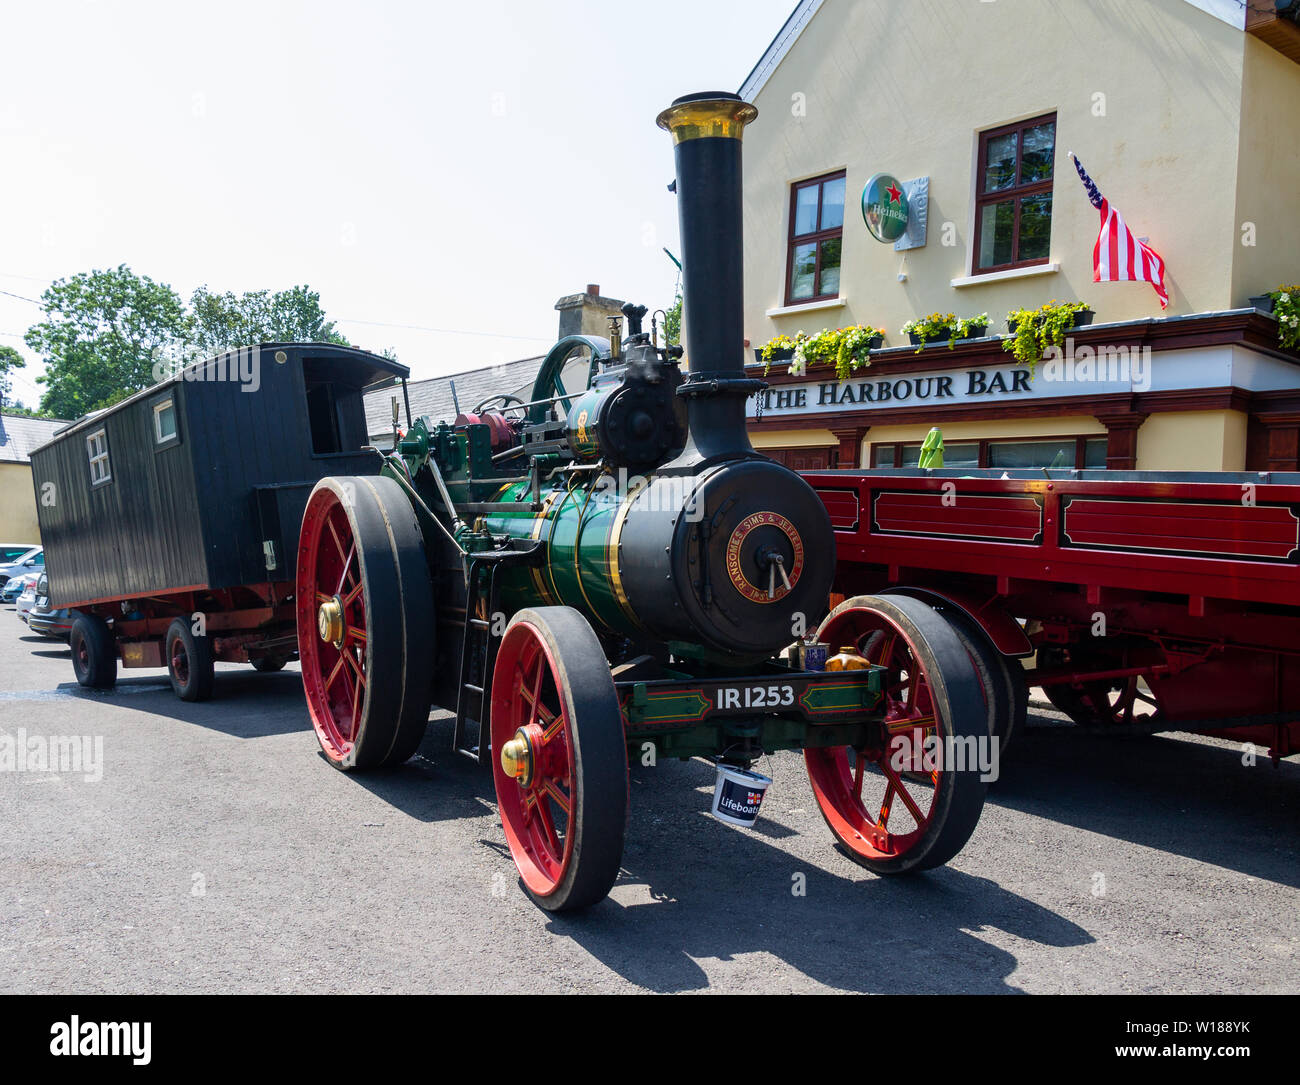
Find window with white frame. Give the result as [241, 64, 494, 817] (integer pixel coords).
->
[153, 398, 178, 444]
[86, 429, 111, 485]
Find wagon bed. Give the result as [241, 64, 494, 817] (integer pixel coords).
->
[803, 467, 1300, 756]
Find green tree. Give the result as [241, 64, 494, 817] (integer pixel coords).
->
[0, 344, 25, 408]
[188, 284, 350, 356]
[663, 292, 682, 347]
[24, 265, 188, 419]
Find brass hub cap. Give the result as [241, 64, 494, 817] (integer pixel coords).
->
[500, 727, 535, 786]
[317, 596, 344, 648]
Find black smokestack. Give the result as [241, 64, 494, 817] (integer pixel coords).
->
[657, 91, 762, 462]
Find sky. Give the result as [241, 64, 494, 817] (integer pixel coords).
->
[0, 0, 795, 408]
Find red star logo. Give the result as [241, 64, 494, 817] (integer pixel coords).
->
[885, 182, 903, 205]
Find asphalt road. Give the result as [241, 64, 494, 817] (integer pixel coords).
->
[1, 608, 1297, 994]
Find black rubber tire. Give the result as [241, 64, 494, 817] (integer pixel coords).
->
[491, 606, 628, 912]
[298, 475, 435, 771]
[940, 608, 1026, 755]
[810, 594, 989, 875]
[166, 617, 215, 702]
[70, 614, 117, 690]
[878, 590, 1025, 753]
[251, 656, 287, 672]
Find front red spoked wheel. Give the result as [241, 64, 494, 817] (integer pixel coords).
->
[491, 607, 626, 911]
[296, 476, 435, 771]
[805, 595, 988, 874]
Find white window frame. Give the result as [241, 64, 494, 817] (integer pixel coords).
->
[86, 429, 111, 486]
[153, 397, 178, 445]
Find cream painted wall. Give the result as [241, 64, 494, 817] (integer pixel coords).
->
[743, 0, 1252, 353]
[0, 463, 41, 544]
[1135, 409, 1247, 470]
[1231, 36, 1300, 304]
[751, 428, 837, 449]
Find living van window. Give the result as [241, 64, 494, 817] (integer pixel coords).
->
[86, 429, 112, 485]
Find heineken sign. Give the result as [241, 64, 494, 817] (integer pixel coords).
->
[862, 172, 909, 243]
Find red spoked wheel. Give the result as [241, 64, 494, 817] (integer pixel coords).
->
[804, 595, 988, 874]
[491, 607, 627, 911]
[296, 476, 435, 771]
[1038, 645, 1166, 728]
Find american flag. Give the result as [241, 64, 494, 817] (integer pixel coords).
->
[1070, 153, 1168, 310]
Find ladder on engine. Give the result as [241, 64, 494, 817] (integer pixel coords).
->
[451, 545, 541, 763]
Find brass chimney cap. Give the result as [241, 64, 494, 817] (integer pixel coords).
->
[657, 92, 757, 144]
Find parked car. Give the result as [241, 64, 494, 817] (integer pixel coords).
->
[27, 574, 73, 640]
[0, 545, 43, 582]
[16, 579, 38, 622]
[3, 571, 42, 604]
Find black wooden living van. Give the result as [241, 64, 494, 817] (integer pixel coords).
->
[28, 343, 407, 701]
[32, 343, 405, 608]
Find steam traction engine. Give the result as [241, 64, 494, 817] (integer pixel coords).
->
[294, 93, 991, 910]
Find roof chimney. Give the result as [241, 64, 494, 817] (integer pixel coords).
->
[555, 285, 625, 340]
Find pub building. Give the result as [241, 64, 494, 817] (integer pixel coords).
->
[735, 0, 1300, 472]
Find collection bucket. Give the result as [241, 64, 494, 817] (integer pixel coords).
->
[710, 764, 773, 828]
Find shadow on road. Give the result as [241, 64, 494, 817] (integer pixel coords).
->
[990, 712, 1300, 888]
[542, 860, 1082, 994]
[342, 723, 1091, 993]
[23, 670, 314, 740]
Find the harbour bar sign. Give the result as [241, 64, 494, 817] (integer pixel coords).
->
[751, 363, 1036, 418]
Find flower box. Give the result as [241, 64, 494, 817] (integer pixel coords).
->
[754, 347, 794, 364]
[908, 329, 950, 347]
[1007, 308, 1094, 334]
[1249, 295, 1275, 315]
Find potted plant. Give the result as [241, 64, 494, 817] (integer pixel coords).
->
[829, 325, 885, 379]
[901, 313, 955, 351]
[955, 313, 991, 341]
[1003, 299, 1093, 375]
[760, 325, 884, 377]
[1264, 286, 1300, 350]
[756, 333, 803, 365]
[901, 313, 989, 352]
[1006, 299, 1093, 334]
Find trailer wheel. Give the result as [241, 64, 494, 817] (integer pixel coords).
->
[297, 476, 435, 771]
[490, 607, 627, 912]
[1037, 645, 1165, 729]
[165, 618, 215, 702]
[70, 614, 117, 690]
[251, 656, 287, 673]
[804, 595, 988, 875]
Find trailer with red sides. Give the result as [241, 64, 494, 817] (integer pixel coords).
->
[802, 468, 1300, 758]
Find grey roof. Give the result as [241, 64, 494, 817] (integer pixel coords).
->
[364, 355, 544, 439]
[0, 413, 73, 464]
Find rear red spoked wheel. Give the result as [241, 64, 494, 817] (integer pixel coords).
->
[804, 595, 988, 874]
[491, 607, 626, 911]
[1038, 645, 1165, 728]
[296, 476, 435, 771]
